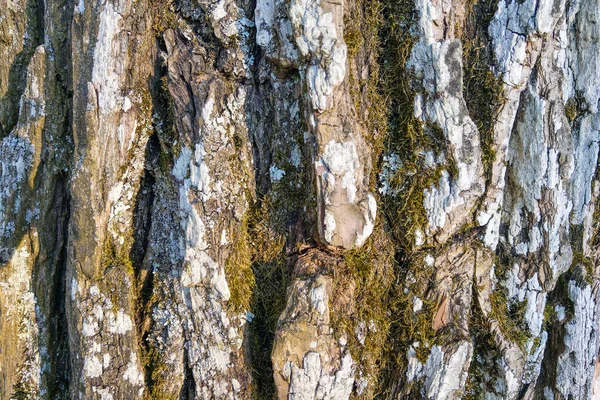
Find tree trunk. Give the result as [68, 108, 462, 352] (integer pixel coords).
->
[1, 0, 599, 399]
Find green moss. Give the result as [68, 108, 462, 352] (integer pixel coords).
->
[339, 1, 447, 394]
[376, 0, 461, 250]
[543, 301, 555, 329]
[493, 244, 514, 280]
[370, 248, 446, 398]
[328, 3, 411, 397]
[569, 222, 585, 254]
[224, 216, 256, 313]
[347, 1, 464, 395]
[486, 248, 532, 350]
[331, 227, 396, 398]
[489, 288, 531, 351]
[242, 195, 290, 399]
[247, 256, 289, 399]
[102, 236, 135, 277]
[565, 97, 579, 122]
[344, 14, 364, 59]
[463, 276, 504, 399]
[141, 347, 178, 400]
[247, 196, 287, 263]
[461, 0, 504, 184]
[346, 0, 388, 175]
[572, 251, 594, 285]
[591, 169, 600, 252]
[151, 1, 178, 36]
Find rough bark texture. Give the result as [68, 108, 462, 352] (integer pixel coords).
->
[1, 0, 600, 399]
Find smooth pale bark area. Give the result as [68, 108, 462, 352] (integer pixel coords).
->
[1, 0, 599, 399]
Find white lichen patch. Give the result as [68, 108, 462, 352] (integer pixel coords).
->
[407, 342, 473, 400]
[316, 140, 376, 248]
[123, 353, 144, 387]
[269, 164, 286, 182]
[289, 0, 347, 111]
[173, 144, 229, 299]
[409, 37, 485, 242]
[413, 297, 424, 313]
[488, 0, 534, 88]
[554, 280, 600, 399]
[571, 114, 600, 226]
[255, 0, 299, 65]
[82, 316, 99, 337]
[504, 83, 574, 282]
[107, 309, 133, 334]
[0, 136, 34, 238]
[288, 351, 355, 400]
[84, 355, 103, 378]
[354, 194, 376, 248]
[93, 387, 114, 400]
[323, 211, 336, 243]
[320, 141, 359, 201]
[310, 283, 327, 315]
[155, 74, 253, 393]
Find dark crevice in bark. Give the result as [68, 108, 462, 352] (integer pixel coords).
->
[464, 271, 503, 399]
[151, 36, 178, 171]
[133, 134, 158, 395]
[138, 45, 175, 395]
[130, 162, 156, 280]
[248, 254, 292, 397]
[39, 172, 72, 399]
[461, 0, 503, 189]
[534, 271, 575, 397]
[247, 88, 273, 195]
[244, 80, 307, 396]
[179, 351, 197, 400]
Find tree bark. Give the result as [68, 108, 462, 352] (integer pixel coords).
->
[1, 0, 599, 399]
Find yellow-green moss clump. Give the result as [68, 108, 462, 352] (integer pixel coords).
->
[224, 216, 256, 313]
[102, 235, 135, 277]
[151, 0, 178, 36]
[489, 289, 531, 351]
[223, 192, 291, 315]
[565, 97, 579, 122]
[337, 0, 449, 395]
[391, 256, 438, 365]
[487, 248, 532, 351]
[377, 0, 458, 250]
[331, 225, 396, 398]
[244, 196, 290, 399]
[345, 0, 388, 174]
[335, 2, 415, 396]
[571, 251, 595, 285]
[461, 0, 504, 184]
[142, 346, 178, 400]
[463, 278, 504, 399]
